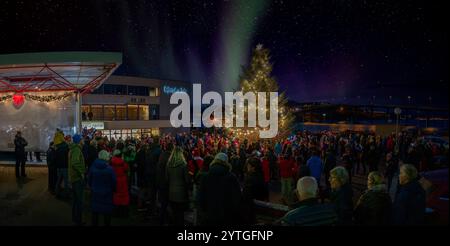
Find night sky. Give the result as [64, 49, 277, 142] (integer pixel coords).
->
[1, 0, 448, 107]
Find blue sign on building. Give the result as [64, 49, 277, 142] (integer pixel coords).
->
[163, 85, 187, 94]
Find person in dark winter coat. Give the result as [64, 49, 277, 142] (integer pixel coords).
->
[156, 143, 173, 225]
[229, 151, 241, 180]
[366, 144, 379, 172]
[46, 141, 57, 194]
[242, 156, 269, 224]
[88, 150, 116, 226]
[54, 131, 70, 197]
[195, 154, 213, 225]
[135, 142, 147, 189]
[268, 149, 278, 181]
[393, 164, 426, 225]
[198, 152, 242, 225]
[329, 166, 354, 225]
[82, 137, 97, 170]
[166, 146, 191, 225]
[384, 152, 399, 192]
[144, 140, 161, 216]
[135, 142, 148, 211]
[354, 171, 392, 225]
[323, 150, 336, 191]
[280, 176, 338, 226]
[341, 146, 355, 184]
[14, 131, 28, 178]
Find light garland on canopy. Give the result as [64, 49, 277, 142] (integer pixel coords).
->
[0, 92, 75, 103]
[0, 94, 12, 103]
[24, 92, 74, 102]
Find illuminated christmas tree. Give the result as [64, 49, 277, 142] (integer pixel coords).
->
[237, 44, 294, 140]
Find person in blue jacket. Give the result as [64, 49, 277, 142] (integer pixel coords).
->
[88, 150, 116, 226]
[307, 148, 323, 185]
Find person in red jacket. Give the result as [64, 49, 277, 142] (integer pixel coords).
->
[261, 152, 271, 185]
[110, 149, 129, 217]
[279, 153, 295, 205]
[188, 149, 204, 177]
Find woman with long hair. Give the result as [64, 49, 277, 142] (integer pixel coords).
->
[166, 146, 191, 225]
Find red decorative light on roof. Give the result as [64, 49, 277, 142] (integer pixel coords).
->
[13, 93, 25, 108]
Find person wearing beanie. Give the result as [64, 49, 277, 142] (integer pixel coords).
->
[198, 151, 242, 225]
[88, 149, 116, 226]
[68, 134, 86, 225]
[53, 131, 64, 146]
[54, 130, 70, 198]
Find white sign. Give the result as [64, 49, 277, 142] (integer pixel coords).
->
[394, 107, 402, 115]
[82, 121, 105, 130]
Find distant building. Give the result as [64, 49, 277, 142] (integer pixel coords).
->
[81, 75, 191, 139]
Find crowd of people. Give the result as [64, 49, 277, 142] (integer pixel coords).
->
[15, 126, 447, 226]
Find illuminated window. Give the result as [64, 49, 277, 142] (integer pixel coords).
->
[142, 129, 151, 138]
[138, 105, 149, 120]
[116, 105, 127, 120]
[151, 128, 160, 136]
[81, 106, 90, 120]
[128, 105, 138, 120]
[90, 105, 103, 120]
[102, 130, 112, 140]
[150, 104, 159, 119]
[122, 129, 132, 140]
[111, 130, 122, 140]
[132, 129, 140, 139]
[149, 87, 160, 97]
[104, 105, 115, 120]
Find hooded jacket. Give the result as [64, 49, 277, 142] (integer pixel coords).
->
[68, 143, 85, 183]
[198, 158, 242, 225]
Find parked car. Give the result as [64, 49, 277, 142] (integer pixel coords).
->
[420, 136, 449, 150]
[420, 168, 448, 225]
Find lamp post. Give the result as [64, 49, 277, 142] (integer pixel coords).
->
[394, 107, 401, 153]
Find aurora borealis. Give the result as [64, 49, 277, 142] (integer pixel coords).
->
[1, 0, 448, 106]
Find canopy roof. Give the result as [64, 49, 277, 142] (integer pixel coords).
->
[0, 52, 121, 94]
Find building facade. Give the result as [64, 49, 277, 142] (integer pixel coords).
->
[81, 75, 191, 140]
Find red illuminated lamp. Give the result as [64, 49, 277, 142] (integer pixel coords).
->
[13, 94, 25, 108]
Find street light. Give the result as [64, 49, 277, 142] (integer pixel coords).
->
[394, 107, 402, 153]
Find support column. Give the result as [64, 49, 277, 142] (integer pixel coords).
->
[75, 91, 82, 134]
